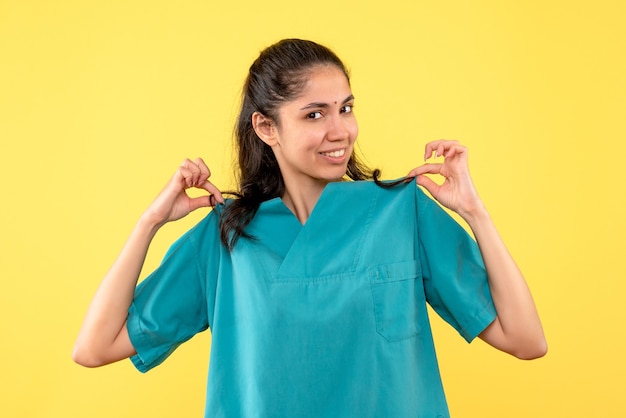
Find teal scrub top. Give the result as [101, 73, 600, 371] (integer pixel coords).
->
[127, 180, 496, 418]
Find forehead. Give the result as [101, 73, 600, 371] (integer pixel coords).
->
[293, 65, 352, 102]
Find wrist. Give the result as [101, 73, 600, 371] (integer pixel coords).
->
[459, 200, 490, 227]
[137, 211, 166, 236]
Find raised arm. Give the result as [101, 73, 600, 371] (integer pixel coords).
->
[72, 158, 223, 367]
[407, 140, 547, 360]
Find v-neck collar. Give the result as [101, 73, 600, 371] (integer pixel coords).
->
[244, 181, 380, 281]
[264, 180, 340, 227]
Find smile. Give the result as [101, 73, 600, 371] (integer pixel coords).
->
[320, 149, 346, 158]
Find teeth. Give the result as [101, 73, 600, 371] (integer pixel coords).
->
[321, 149, 345, 158]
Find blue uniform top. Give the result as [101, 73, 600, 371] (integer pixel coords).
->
[127, 180, 496, 418]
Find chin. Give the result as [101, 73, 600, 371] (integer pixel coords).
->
[327, 168, 350, 182]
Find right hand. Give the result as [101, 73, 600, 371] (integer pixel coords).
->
[143, 158, 224, 227]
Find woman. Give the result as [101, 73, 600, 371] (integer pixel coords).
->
[73, 39, 546, 417]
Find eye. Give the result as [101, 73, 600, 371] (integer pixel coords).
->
[341, 104, 353, 114]
[306, 111, 323, 120]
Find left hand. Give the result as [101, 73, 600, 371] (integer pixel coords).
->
[406, 140, 483, 219]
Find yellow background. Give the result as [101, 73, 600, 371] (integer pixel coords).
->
[1, 0, 625, 416]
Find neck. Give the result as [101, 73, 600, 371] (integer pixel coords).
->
[281, 178, 329, 225]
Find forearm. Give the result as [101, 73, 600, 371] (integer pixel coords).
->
[462, 205, 547, 359]
[410, 140, 546, 358]
[73, 215, 161, 366]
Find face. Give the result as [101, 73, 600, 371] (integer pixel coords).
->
[264, 65, 358, 191]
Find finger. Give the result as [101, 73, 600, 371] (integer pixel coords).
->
[179, 159, 194, 187]
[443, 143, 467, 159]
[423, 139, 460, 160]
[424, 141, 446, 160]
[194, 157, 211, 185]
[178, 165, 195, 188]
[415, 175, 441, 198]
[181, 158, 204, 186]
[436, 140, 461, 157]
[436, 143, 445, 158]
[180, 158, 193, 171]
[187, 195, 213, 212]
[423, 142, 437, 161]
[406, 163, 443, 178]
[189, 163, 202, 186]
[200, 180, 225, 204]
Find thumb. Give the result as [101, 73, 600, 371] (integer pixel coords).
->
[415, 175, 440, 198]
[187, 195, 214, 212]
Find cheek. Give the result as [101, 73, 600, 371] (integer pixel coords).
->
[350, 121, 359, 141]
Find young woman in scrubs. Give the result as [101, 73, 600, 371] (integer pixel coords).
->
[73, 39, 547, 417]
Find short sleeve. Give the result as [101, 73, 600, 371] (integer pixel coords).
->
[416, 187, 497, 342]
[127, 213, 219, 373]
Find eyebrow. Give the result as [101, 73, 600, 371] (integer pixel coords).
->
[299, 94, 355, 110]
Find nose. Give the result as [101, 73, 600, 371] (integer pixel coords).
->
[326, 115, 351, 142]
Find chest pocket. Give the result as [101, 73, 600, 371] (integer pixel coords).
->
[369, 260, 425, 342]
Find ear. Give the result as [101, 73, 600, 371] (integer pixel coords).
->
[252, 112, 277, 146]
